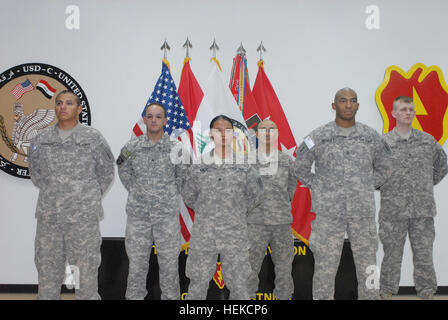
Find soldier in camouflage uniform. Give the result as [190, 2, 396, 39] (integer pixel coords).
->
[29, 90, 115, 300]
[247, 120, 296, 300]
[117, 103, 188, 300]
[182, 115, 263, 300]
[379, 96, 447, 300]
[294, 88, 392, 300]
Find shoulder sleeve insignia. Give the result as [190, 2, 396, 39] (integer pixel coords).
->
[116, 147, 131, 166]
[99, 143, 114, 162]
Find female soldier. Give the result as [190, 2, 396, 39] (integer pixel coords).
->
[247, 119, 296, 300]
[182, 115, 263, 300]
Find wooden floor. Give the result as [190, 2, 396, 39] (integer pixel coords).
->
[0, 293, 76, 300]
[0, 293, 447, 300]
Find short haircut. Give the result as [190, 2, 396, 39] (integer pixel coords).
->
[209, 114, 234, 129]
[256, 119, 277, 131]
[55, 89, 81, 106]
[392, 96, 413, 110]
[334, 87, 357, 102]
[144, 102, 166, 117]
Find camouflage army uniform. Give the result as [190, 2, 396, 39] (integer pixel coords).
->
[117, 134, 188, 300]
[181, 151, 264, 300]
[379, 128, 447, 298]
[247, 151, 297, 300]
[28, 123, 115, 300]
[294, 121, 392, 300]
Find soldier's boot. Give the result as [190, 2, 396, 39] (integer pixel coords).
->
[380, 292, 393, 300]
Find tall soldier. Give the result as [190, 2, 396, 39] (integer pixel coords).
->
[182, 115, 264, 300]
[247, 119, 296, 300]
[379, 96, 447, 300]
[29, 90, 115, 300]
[117, 103, 188, 300]
[294, 87, 392, 300]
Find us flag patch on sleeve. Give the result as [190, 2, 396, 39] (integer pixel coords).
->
[304, 136, 315, 149]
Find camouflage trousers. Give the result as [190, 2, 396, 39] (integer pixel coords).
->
[185, 245, 252, 300]
[379, 217, 437, 298]
[247, 224, 294, 300]
[34, 216, 102, 300]
[309, 215, 379, 300]
[125, 214, 181, 300]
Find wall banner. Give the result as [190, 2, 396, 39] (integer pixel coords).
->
[0, 63, 91, 178]
[376, 63, 448, 145]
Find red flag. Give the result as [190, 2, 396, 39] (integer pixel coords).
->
[252, 60, 315, 244]
[177, 57, 204, 250]
[229, 53, 269, 130]
[178, 57, 204, 151]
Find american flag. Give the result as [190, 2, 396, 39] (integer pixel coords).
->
[133, 60, 191, 137]
[11, 79, 34, 100]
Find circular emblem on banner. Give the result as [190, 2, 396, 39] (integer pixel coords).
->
[0, 63, 91, 179]
[230, 118, 256, 155]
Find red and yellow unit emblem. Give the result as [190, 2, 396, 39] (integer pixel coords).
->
[376, 63, 448, 145]
[213, 262, 225, 289]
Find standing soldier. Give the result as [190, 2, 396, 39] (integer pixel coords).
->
[294, 87, 392, 300]
[379, 96, 447, 300]
[247, 119, 296, 300]
[117, 103, 188, 300]
[28, 90, 115, 300]
[182, 115, 264, 300]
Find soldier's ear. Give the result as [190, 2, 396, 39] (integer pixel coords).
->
[391, 109, 397, 120]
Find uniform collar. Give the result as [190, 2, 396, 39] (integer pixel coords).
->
[142, 133, 170, 148]
[391, 127, 417, 141]
[331, 121, 359, 137]
[49, 122, 84, 143]
[257, 149, 279, 162]
[207, 149, 243, 167]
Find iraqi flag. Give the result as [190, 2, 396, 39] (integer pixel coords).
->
[177, 57, 204, 248]
[36, 80, 57, 99]
[192, 58, 248, 156]
[36, 80, 56, 99]
[252, 60, 316, 245]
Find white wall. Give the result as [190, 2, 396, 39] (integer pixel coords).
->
[1, 0, 447, 286]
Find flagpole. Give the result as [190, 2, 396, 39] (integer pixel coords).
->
[183, 37, 192, 59]
[257, 41, 266, 67]
[236, 42, 246, 56]
[209, 38, 222, 71]
[182, 38, 193, 73]
[210, 38, 219, 58]
[161, 39, 171, 72]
